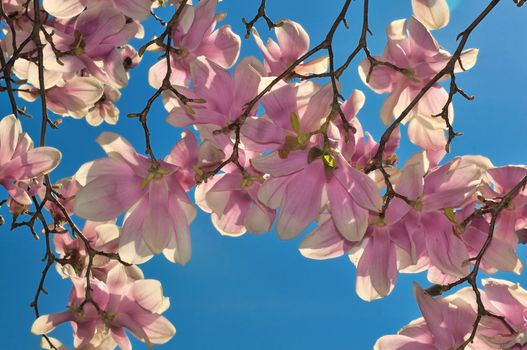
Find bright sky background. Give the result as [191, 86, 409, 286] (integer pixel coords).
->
[0, 0, 526, 349]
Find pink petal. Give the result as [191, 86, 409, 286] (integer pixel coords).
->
[412, 0, 450, 30]
[295, 56, 330, 75]
[110, 327, 132, 350]
[130, 280, 169, 313]
[251, 150, 307, 177]
[327, 178, 369, 242]
[395, 152, 428, 200]
[182, 0, 217, 52]
[113, 0, 151, 20]
[334, 161, 383, 212]
[0, 114, 21, 165]
[299, 217, 351, 260]
[163, 184, 195, 265]
[407, 17, 440, 53]
[414, 284, 475, 348]
[358, 59, 395, 94]
[407, 117, 447, 151]
[233, 57, 263, 109]
[96, 132, 146, 170]
[141, 181, 173, 255]
[119, 199, 155, 264]
[375, 335, 435, 350]
[241, 117, 285, 147]
[244, 202, 275, 234]
[43, 0, 84, 18]
[198, 25, 241, 68]
[455, 49, 479, 73]
[356, 228, 398, 301]
[299, 83, 333, 132]
[190, 57, 234, 115]
[74, 170, 143, 221]
[0, 147, 61, 180]
[423, 214, 470, 278]
[276, 162, 325, 239]
[31, 312, 73, 335]
[275, 19, 310, 61]
[165, 131, 198, 191]
[257, 175, 293, 209]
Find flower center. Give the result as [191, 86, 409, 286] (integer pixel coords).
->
[141, 164, 171, 188]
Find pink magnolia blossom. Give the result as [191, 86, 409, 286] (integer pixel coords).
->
[32, 266, 176, 349]
[148, 0, 241, 87]
[477, 278, 527, 348]
[300, 212, 412, 301]
[359, 17, 478, 151]
[51, 3, 141, 88]
[5, 178, 43, 215]
[480, 166, 527, 246]
[38, 177, 81, 229]
[376, 279, 527, 349]
[245, 82, 382, 239]
[412, 0, 450, 30]
[73, 132, 197, 265]
[43, 0, 152, 20]
[375, 284, 478, 349]
[19, 76, 104, 119]
[459, 215, 524, 276]
[252, 19, 329, 77]
[195, 167, 275, 236]
[53, 220, 143, 281]
[387, 153, 491, 283]
[86, 85, 121, 126]
[0, 115, 61, 206]
[165, 56, 265, 130]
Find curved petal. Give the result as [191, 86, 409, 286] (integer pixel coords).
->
[299, 218, 351, 260]
[198, 25, 241, 68]
[334, 161, 383, 212]
[32, 312, 73, 335]
[251, 150, 307, 177]
[375, 334, 434, 350]
[276, 162, 325, 239]
[0, 115, 21, 165]
[74, 173, 143, 221]
[412, 0, 450, 30]
[356, 229, 398, 301]
[0, 147, 61, 180]
[328, 178, 368, 242]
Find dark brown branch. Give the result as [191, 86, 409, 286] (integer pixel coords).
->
[199, 0, 357, 182]
[367, 0, 502, 173]
[241, 0, 279, 39]
[425, 175, 527, 349]
[130, 3, 198, 162]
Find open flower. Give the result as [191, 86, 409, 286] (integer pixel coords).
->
[32, 266, 175, 349]
[148, 0, 241, 87]
[245, 82, 382, 239]
[252, 19, 329, 77]
[0, 115, 61, 206]
[359, 17, 478, 151]
[375, 284, 478, 349]
[73, 132, 197, 265]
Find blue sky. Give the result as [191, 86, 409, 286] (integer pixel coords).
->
[0, 0, 526, 349]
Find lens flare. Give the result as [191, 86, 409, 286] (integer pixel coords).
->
[447, 0, 461, 11]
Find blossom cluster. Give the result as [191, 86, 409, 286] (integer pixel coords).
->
[376, 279, 527, 349]
[0, 0, 526, 349]
[2, 0, 145, 125]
